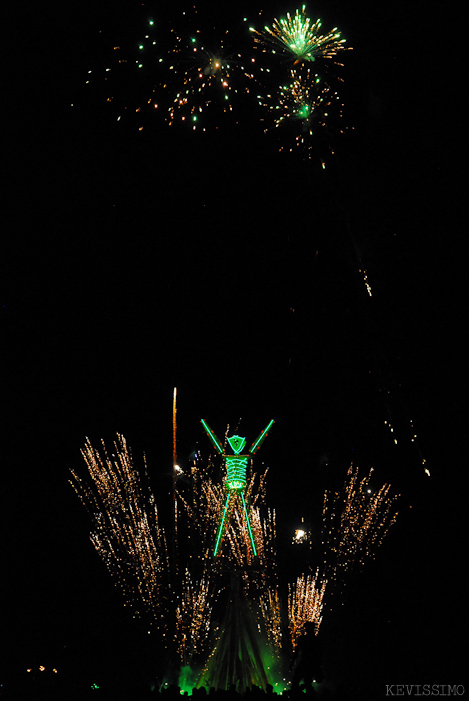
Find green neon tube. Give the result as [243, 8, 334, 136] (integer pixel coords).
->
[201, 419, 224, 454]
[249, 419, 275, 454]
[213, 494, 231, 556]
[241, 492, 257, 557]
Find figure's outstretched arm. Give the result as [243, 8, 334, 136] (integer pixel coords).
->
[200, 419, 224, 454]
[249, 419, 275, 455]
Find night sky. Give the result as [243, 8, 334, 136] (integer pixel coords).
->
[2, 0, 464, 697]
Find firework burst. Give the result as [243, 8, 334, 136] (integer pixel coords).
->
[259, 67, 344, 160]
[166, 13, 256, 130]
[250, 6, 347, 66]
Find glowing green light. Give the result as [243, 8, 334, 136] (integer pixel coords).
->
[297, 103, 311, 119]
[213, 495, 231, 556]
[227, 435, 246, 454]
[139, 45, 144, 50]
[149, 20, 154, 25]
[241, 492, 257, 556]
[227, 479, 244, 490]
[202, 418, 274, 558]
[225, 455, 248, 489]
[249, 419, 275, 454]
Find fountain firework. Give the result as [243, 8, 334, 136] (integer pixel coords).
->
[71, 430, 399, 691]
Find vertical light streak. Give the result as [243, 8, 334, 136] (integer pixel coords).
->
[173, 387, 177, 468]
[172, 388, 179, 580]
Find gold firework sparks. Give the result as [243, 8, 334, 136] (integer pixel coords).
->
[70, 434, 170, 630]
[176, 569, 213, 664]
[322, 464, 399, 585]
[288, 570, 327, 649]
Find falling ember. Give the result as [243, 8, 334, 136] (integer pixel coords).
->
[359, 268, 372, 297]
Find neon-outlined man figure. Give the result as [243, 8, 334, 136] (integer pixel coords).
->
[201, 419, 274, 557]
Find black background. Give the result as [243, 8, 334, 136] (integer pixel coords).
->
[2, 0, 464, 696]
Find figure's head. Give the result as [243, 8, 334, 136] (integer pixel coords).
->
[227, 435, 246, 454]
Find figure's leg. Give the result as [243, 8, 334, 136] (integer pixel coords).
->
[214, 492, 232, 556]
[240, 491, 257, 557]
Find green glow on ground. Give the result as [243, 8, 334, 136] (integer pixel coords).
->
[178, 665, 200, 694]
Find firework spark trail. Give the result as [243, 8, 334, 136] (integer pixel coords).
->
[173, 388, 177, 467]
[250, 6, 347, 66]
[359, 269, 373, 297]
[288, 570, 327, 649]
[322, 465, 399, 586]
[70, 435, 170, 629]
